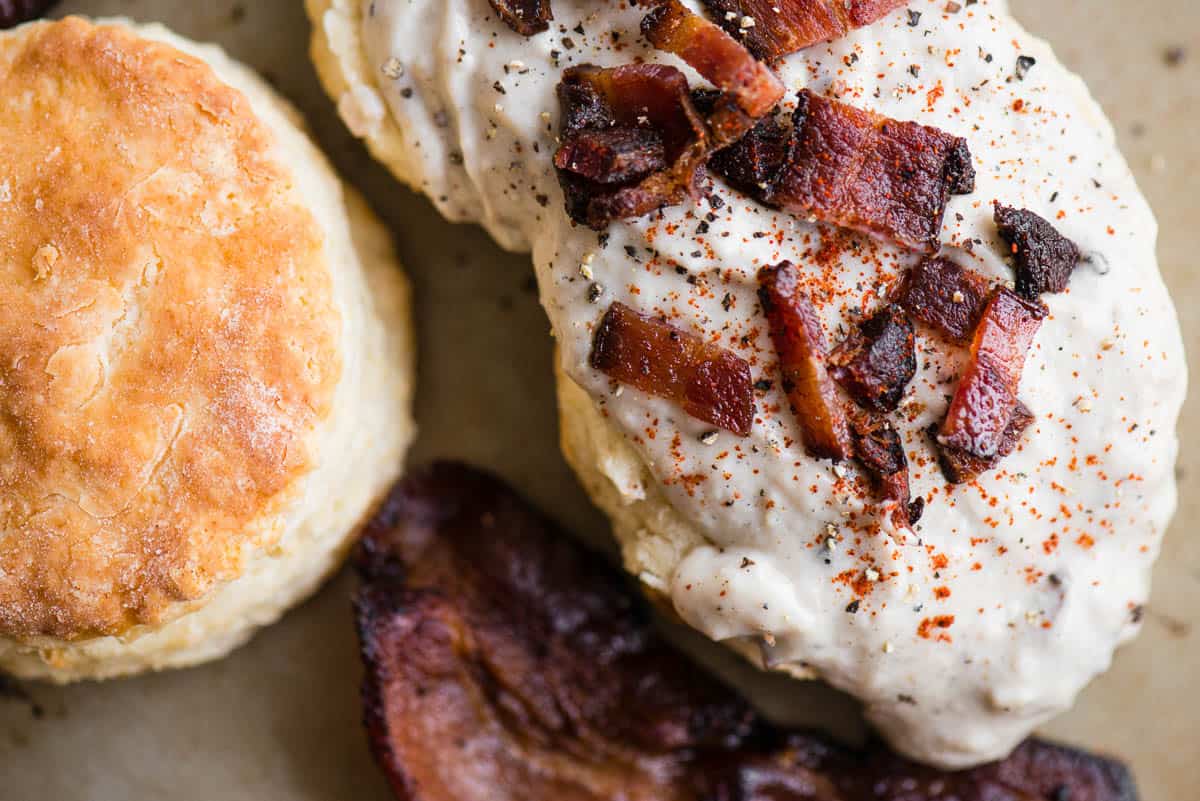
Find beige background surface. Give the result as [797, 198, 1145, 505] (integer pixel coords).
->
[0, 1, 1195, 798]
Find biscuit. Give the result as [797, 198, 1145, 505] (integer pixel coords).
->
[0, 17, 416, 680]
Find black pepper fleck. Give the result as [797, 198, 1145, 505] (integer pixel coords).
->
[1013, 55, 1036, 81]
[845, 600, 861, 614]
[907, 9, 922, 26]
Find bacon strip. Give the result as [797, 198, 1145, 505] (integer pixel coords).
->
[829, 305, 916, 412]
[939, 288, 1046, 460]
[850, 412, 923, 530]
[591, 302, 755, 436]
[896, 256, 992, 343]
[699, 0, 908, 61]
[555, 64, 710, 229]
[994, 204, 1082, 300]
[488, 0, 552, 35]
[641, 0, 785, 146]
[763, 90, 975, 252]
[934, 401, 1035, 484]
[356, 462, 1142, 801]
[758, 261, 854, 460]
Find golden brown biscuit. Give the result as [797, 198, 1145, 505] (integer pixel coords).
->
[0, 17, 416, 680]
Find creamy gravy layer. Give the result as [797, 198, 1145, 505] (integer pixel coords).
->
[344, 0, 1185, 767]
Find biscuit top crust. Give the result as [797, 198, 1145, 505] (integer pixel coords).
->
[0, 17, 341, 640]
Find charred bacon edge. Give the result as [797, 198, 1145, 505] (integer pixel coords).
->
[994, 203, 1083, 300]
[828, 305, 917, 413]
[896, 256, 993, 344]
[849, 411, 922, 531]
[487, 0, 552, 36]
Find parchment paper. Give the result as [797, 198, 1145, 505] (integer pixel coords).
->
[1, 1, 1195, 798]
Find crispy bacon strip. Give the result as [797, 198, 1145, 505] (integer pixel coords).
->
[939, 288, 1046, 460]
[555, 64, 710, 229]
[591, 302, 755, 436]
[850, 412, 923, 530]
[934, 401, 1035, 484]
[896, 256, 992, 343]
[829, 305, 916, 412]
[356, 462, 1142, 801]
[641, 0, 785, 146]
[699, 0, 908, 61]
[766, 90, 975, 252]
[488, 0, 552, 35]
[994, 204, 1082, 300]
[758, 261, 853, 460]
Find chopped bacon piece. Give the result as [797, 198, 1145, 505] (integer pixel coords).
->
[641, 0, 785, 146]
[591, 302, 754, 436]
[994, 204, 1082, 300]
[708, 110, 790, 195]
[939, 289, 1046, 459]
[555, 64, 710, 229]
[896, 256, 993, 343]
[934, 401, 1035, 483]
[554, 127, 667, 184]
[761, 90, 976, 252]
[487, 0, 551, 35]
[699, 0, 907, 61]
[829, 305, 916, 412]
[356, 462, 1142, 801]
[758, 261, 854, 460]
[850, 412, 923, 530]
